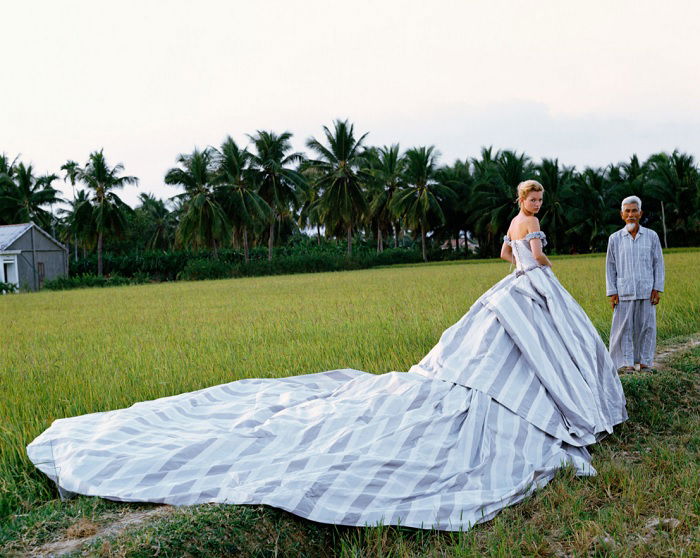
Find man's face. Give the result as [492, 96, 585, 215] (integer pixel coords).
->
[620, 203, 642, 228]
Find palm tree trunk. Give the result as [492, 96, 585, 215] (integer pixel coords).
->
[316, 224, 321, 246]
[212, 238, 218, 258]
[347, 223, 353, 256]
[661, 201, 668, 249]
[97, 231, 104, 276]
[393, 222, 399, 248]
[243, 228, 249, 263]
[268, 218, 275, 261]
[74, 234, 78, 261]
[377, 225, 383, 253]
[421, 225, 427, 262]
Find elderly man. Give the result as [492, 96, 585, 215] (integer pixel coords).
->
[606, 196, 665, 372]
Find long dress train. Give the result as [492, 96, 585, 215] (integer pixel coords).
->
[27, 232, 627, 531]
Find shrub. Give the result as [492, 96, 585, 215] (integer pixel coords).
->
[0, 281, 17, 294]
[43, 274, 148, 291]
[60, 242, 465, 290]
[178, 259, 235, 281]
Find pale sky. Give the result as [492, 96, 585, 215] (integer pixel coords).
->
[2, 0, 699, 206]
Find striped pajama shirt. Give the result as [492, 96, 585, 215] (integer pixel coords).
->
[605, 226, 665, 368]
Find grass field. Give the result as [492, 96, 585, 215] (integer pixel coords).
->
[1, 250, 699, 556]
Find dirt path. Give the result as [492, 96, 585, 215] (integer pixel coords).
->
[24, 335, 700, 557]
[653, 334, 700, 368]
[26, 506, 175, 558]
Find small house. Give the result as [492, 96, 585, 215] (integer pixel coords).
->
[0, 223, 68, 291]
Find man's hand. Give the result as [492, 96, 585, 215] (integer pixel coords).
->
[609, 294, 619, 310]
[650, 290, 661, 305]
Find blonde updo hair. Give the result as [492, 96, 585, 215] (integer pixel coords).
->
[516, 180, 544, 206]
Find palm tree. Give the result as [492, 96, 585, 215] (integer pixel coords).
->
[165, 147, 228, 255]
[564, 167, 617, 252]
[248, 130, 305, 260]
[76, 150, 138, 276]
[366, 144, 406, 251]
[434, 158, 473, 253]
[619, 154, 647, 196]
[495, 149, 530, 184]
[606, 154, 649, 216]
[60, 160, 80, 194]
[391, 146, 454, 262]
[465, 148, 499, 256]
[0, 153, 18, 175]
[0, 162, 61, 228]
[213, 137, 270, 263]
[0, 153, 20, 224]
[306, 119, 369, 256]
[59, 189, 95, 259]
[646, 150, 700, 246]
[297, 165, 325, 245]
[535, 158, 575, 254]
[61, 160, 81, 260]
[137, 193, 177, 250]
[470, 149, 533, 256]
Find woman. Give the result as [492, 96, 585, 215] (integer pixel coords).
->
[500, 179, 552, 270]
[28, 180, 626, 531]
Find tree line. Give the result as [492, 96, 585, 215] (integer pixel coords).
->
[2, 119, 699, 276]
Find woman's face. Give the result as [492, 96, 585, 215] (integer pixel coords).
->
[522, 191, 543, 215]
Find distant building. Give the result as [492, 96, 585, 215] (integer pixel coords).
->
[440, 236, 479, 252]
[0, 223, 68, 292]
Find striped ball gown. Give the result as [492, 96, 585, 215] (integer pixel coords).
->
[27, 232, 627, 531]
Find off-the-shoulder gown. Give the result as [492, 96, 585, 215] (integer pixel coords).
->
[27, 232, 627, 531]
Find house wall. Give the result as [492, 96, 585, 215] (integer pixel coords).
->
[9, 227, 67, 290]
[17, 252, 37, 291]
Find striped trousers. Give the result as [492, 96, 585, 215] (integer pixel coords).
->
[609, 299, 656, 368]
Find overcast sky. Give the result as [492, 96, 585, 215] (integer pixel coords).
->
[2, 0, 699, 206]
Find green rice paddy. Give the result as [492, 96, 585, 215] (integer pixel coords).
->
[1, 250, 699, 555]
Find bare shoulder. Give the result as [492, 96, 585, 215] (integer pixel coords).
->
[506, 216, 519, 237]
[525, 215, 541, 233]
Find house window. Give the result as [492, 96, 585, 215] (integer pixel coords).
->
[38, 262, 46, 287]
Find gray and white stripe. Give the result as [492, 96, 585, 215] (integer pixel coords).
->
[605, 226, 664, 300]
[609, 298, 657, 368]
[28, 233, 627, 531]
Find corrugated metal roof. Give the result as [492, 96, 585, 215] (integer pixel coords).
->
[0, 223, 32, 251]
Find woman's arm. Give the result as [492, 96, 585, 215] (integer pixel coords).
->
[500, 241, 514, 264]
[530, 239, 552, 267]
[527, 218, 552, 267]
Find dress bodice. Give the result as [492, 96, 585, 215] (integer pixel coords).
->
[503, 231, 547, 272]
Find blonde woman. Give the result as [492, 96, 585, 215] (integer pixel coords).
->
[500, 180, 552, 269]
[28, 180, 627, 533]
